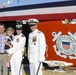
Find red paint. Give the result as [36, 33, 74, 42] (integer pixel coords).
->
[0, 13, 76, 21]
[38, 20, 76, 66]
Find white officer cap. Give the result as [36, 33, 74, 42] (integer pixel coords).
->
[28, 18, 39, 26]
[16, 24, 22, 30]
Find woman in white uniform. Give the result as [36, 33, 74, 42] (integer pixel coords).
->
[6, 24, 26, 75]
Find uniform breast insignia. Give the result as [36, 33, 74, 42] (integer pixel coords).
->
[16, 38, 19, 42]
[32, 36, 37, 45]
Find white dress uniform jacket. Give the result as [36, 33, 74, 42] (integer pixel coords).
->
[28, 29, 46, 75]
[6, 33, 26, 75]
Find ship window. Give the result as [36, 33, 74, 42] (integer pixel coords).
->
[62, 19, 76, 24]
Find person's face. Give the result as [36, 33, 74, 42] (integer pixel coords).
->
[30, 25, 37, 32]
[6, 31, 13, 36]
[16, 30, 22, 35]
[0, 25, 5, 34]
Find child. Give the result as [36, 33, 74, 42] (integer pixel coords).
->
[4, 27, 14, 67]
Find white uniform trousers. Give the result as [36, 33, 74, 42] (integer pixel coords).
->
[10, 55, 22, 75]
[29, 62, 43, 75]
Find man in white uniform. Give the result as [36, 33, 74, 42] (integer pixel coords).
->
[27, 18, 46, 75]
[6, 24, 26, 75]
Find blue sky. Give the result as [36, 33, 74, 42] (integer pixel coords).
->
[0, 0, 69, 8]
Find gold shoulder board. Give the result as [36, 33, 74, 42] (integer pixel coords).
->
[37, 30, 41, 34]
[21, 35, 24, 37]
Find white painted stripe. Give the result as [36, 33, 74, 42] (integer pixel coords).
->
[0, 6, 76, 17]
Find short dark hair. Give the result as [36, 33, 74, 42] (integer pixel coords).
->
[0, 23, 5, 27]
